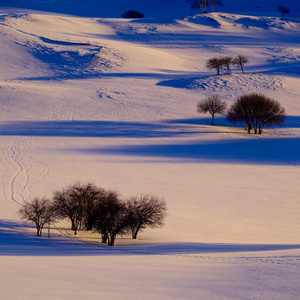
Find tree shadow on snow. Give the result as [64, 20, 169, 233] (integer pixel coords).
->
[1, 116, 299, 138]
[1, 220, 300, 256]
[167, 116, 300, 128]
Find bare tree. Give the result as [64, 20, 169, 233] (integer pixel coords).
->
[126, 194, 167, 239]
[222, 56, 233, 74]
[233, 55, 249, 73]
[206, 57, 224, 75]
[227, 93, 286, 134]
[186, 0, 222, 13]
[19, 197, 56, 237]
[92, 190, 121, 244]
[197, 95, 227, 125]
[52, 182, 86, 235]
[78, 183, 105, 231]
[93, 192, 129, 246]
[278, 5, 290, 19]
[186, 0, 208, 13]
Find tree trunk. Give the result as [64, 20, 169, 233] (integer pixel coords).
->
[131, 228, 136, 239]
[108, 234, 116, 246]
[132, 225, 141, 239]
[71, 219, 78, 235]
[254, 124, 258, 134]
[211, 114, 214, 125]
[71, 219, 76, 231]
[101, 234, 108, 244]
[86, 222, 93, 231]
[203, 0, 207, 13]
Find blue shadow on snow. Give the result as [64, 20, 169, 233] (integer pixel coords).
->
[1, 220, 300, 256]
[0, 118, 299, 165]
[74, 136, 300, 165]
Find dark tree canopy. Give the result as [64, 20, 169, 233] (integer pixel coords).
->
[233, 55, 249, 73]
[122, 10, 144, 18]
[206, 57, 224, 75]
[77, 183, 105, 231]
[19, 197, 55, 236]
[53, 182, 109, 235]
[126, 194, 167, 239]
[93, 191, 129, 246]
[186, 0, 208, 13]
[227, 93, 286, 134]
[222, 56, 233, 74]
[197, 95, 227, 125]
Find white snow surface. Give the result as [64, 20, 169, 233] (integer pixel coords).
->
[0, 1, 300, 299]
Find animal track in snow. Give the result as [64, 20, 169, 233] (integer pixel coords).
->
[1, 137, 49, 206]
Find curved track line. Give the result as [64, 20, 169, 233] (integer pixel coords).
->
[1, 137, 50, 206]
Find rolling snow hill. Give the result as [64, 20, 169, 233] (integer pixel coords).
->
[0, 0, 300, 299]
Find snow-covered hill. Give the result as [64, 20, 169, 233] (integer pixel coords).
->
[0, 1, 300, 299]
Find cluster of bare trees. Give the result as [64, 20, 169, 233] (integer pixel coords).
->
[197, 93, 286, 133]
[206, 55, 249, 75]
[186, 0, 223, 13]
[19, 182, 167, 246]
